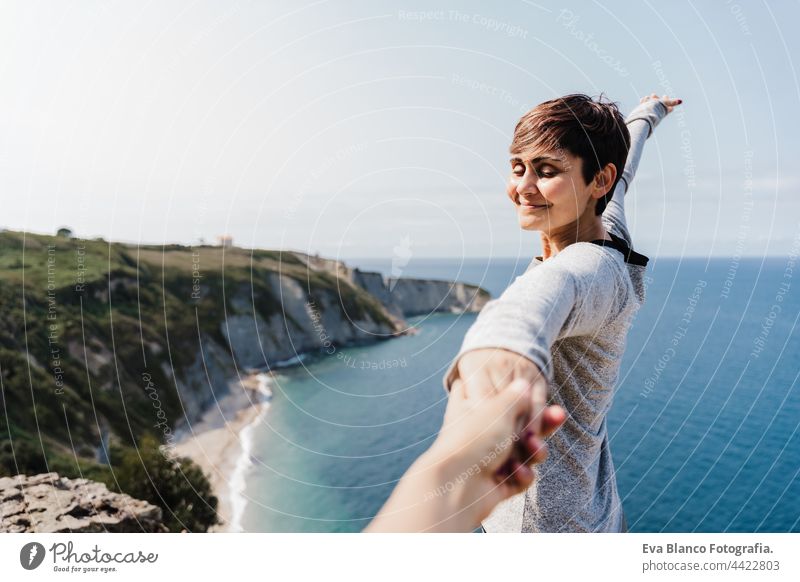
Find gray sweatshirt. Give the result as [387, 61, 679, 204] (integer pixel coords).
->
[443, 99, 669, 532]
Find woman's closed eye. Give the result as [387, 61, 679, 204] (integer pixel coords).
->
[511, 162, 560, 178]
[535, 166, 559, 178]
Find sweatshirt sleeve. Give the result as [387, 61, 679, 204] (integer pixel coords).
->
[442, 247, 625, 393]
[602, 99, 668, 245]
[442, 263, 576, 392]
[620, 99, 668, 191]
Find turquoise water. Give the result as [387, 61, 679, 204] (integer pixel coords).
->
[241, 258, 800, 532]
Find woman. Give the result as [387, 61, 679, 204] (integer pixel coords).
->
[442, 93, 682, 532]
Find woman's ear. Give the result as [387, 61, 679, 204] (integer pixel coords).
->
[593, 163, 618, 199]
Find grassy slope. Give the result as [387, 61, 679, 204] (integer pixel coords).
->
[0, 230, 393, 481]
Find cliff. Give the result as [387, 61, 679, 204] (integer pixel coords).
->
[384, 277, 490, 317]
[0, 231, 489, 484]
[293, 252, 490, 320]
[0, 473, 166, 532]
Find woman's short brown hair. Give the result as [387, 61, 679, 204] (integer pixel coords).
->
[511, 93, 630, 215]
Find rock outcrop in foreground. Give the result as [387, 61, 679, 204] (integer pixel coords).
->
[0, 230, 492, 516]
[0, 473, 166, 533]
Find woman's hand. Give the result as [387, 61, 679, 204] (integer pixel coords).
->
[640, 92, 682, 114]
[433, 378, 566, 521]
[365, 378, 565, 532]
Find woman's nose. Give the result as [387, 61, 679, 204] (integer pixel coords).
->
[516, 171, 539, 196]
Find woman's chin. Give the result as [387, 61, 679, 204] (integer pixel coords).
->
[517, 217, 541, 231]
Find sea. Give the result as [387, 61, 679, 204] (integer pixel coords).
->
[236, 257, 800, 533]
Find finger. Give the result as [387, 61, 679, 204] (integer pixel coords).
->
[512, 378, 547, 438]
[497, 458, 513, 477]
[518, 431, 546, 464]
[540, 405, 567, 437]
[524, 435, 549, 464]
[487, 381, 534, 465]
[506, 460, 535, 493]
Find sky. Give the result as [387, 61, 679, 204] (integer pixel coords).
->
[1, 0, 799, 260]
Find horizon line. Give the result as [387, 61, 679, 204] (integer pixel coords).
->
[2, 228, 794, 261]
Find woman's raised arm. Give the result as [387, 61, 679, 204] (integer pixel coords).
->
[602, 94, 682, 245]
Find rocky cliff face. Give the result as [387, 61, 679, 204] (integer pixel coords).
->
[0, 473, 166, 532]
[178, 257, 490, 425]
[0, 231, 490, 481]
[383, 277, 490, 317]
[128, 252, 491, 431]
[292, 252, 490, 320]
[221, 271, 402, 370]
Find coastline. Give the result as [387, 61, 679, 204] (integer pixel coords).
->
[173, 371, 272, 532]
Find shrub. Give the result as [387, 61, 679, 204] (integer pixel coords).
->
[108, 435, 219, 532]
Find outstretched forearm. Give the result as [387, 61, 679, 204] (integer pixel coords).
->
[620, 99, 669, 192]
[602, 95, 678, 244]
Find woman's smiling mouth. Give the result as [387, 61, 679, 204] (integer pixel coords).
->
[518, 201, 551, 210]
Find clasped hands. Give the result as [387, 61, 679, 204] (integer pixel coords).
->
[366, 348, 565, 532]
[436, 348, 565, 518]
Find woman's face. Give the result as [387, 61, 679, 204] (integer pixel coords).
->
[506, 149, 597, 232]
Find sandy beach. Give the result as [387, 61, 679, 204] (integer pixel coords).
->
[173, 372, 272, 532]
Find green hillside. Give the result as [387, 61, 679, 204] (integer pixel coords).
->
[0, 229, 394, 531]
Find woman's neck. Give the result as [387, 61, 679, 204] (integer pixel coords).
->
[539, 215, 609, 260]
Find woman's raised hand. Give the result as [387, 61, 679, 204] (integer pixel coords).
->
[641, 92, 683, 114]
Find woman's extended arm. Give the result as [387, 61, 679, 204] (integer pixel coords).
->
[603, 94, 682, 244]
[441, 243, 617, 399]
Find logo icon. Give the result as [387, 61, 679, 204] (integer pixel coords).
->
[20, 542, 46, 570]
[389, 235, 413, 292]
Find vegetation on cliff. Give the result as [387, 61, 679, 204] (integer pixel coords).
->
[0, 229, 398, 531]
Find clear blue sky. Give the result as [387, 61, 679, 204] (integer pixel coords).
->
[1, 0, 798, 259]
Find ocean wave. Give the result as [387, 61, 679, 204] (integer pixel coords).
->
[228, 373, 272, 533]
